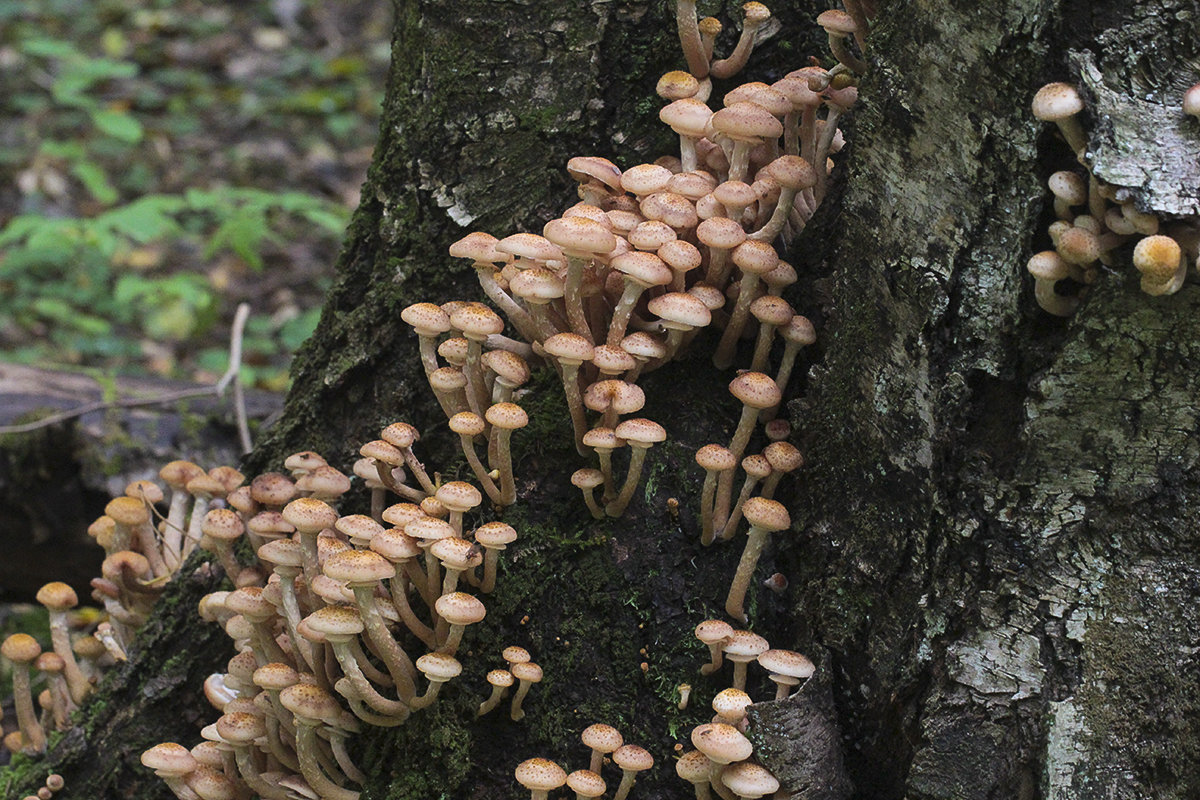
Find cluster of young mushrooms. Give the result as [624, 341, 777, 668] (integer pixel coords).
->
[1027, 80, 1200, 315]
[1, 0, 878, 797]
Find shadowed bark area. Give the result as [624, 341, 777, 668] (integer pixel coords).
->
[4, 0, 1199, 799]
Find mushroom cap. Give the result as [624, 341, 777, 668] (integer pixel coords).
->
[611, 251, 674, 288]
[621, 163, 674, 196]
[614, 418, 667, 447]
[629, 220, 677, 251]
[668, 171, 718, 200]
[487, 668, 515, 687]
[449, 411, 487, 437]
[1185, 83, 1200, 117]
[572, 468, 605, 490]
[381, 502, 424, 529]
[732, 239, 781, 275]
[202, 508, 245, 542]
[816, 8, 856, 34]
[613, 743, 654, 772]
[36, 581, 78, 611]
[436, 481, 483, 513]
[186, 765, 238, 800]
[749, 295, 794, 327]
[658, 239, 703, 275]
[381, 421, 420, 449]
[544, 216, 617, 258]
[416, 652, 463, 681]
[689, 283, 727, 311]
[1031, 82, 1084, 121]
[729, 372, 782, 409]
[657, 70, 701, 100]
[712, 180, 759, 210]
[585, 380, 646, 416]
[160, 460, 206, 490]
[451, 303, 505, 341]
[474, 521, 518, 548]
[741, 454, 773, 480]
[224, 587, 275, 621]
[712, 687, 753, 721]
[781, 314, 816, 345]
[279, 683, 343, 725]
[1132, 234, 1182, 282]
[725, 83, 791, 118]
[695, 618, 734, 645]
[483, 349, 531, 387]
[215, 712, 266, 745]
[582, 426, 625, 451]
[567, 156, 624, 193]
[648, 292, 712, 330]
[335, 514, 385, 545]
[142, 742, 197, 777]
[401, 302, 452, 336]
[592, 345, 637, 375]
[323, 549, 396, 585]
[696, 444, 738, 472]
[763, 441, 804, 473]
[622, 332, 668, 361]
[675, 750, 714, 783]
[511, 661, 543, 682]
[691, 722, 753, 765]
[250, 472, 298, 507]
[721, 762, 781, 798]
[543, 332, 595, 365]
[449, 231, 504, 264]
[125, 479, 164, 505]
[106, 495, 150, 527]
[1047, 170, 1087, 205]
[758, 648, 816, 680]
[743, 497, 791, 532]
[435, 592, 487, 625]
[510, 267, 565, 302]
[581, 723, 624, 754]
[514, 758, 567, 792]
[297, 465, 351, 498]
[371, 528, 422, 561]
[253, 662, 299, 691]
[496, 232, 564, 264]
[710, 102, 784, 142]
[566, 769, 607, 798]
[503, 645, 531, 664]
[486, 402, 529, 430]
[431, 537, 483, 570]
[723, 629, 770, 661]
[1, 633, 41, 663]
[281, 497, 340, 536]
[304, 605, 365, 638]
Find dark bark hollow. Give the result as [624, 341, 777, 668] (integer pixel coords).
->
[5, 0, 1199, 799]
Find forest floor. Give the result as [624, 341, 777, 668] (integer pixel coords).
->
[0, 0, 391, 390]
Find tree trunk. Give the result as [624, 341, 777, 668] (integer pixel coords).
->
[4, 1, 1198, 799]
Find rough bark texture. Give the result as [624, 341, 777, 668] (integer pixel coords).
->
[4, 0, 1199, 799]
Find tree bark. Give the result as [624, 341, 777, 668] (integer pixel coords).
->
[4, 1, 1199, 799]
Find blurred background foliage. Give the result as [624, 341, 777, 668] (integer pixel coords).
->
[0, 0, 392, 390]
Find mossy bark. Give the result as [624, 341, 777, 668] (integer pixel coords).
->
[5, 0, 1199, 799]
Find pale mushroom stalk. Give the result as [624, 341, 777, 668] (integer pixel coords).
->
[813, 106, 845, 205]
[559, 361, 590, 457]
[724, 501, 789, 622]
[293, 723, 360, 800]
[329, 637, 410, 718]
[349, 585, 417, 700]
[563, 256, 595, 341]
[454, 431, 504, 505]
[335, 678, 409, 727]
[606, 446, 651, 517]
[8, 647, 47, 754]
[709, 4, 770, 79]
[699, 469, 726, 546]
[674, 0, 708, 77]
[607, 281, 650, 347]
[464, 340, 490, 417]
[477, 268, 541, 344]
[718, 474, 766, 542]
[388, 579, 438, 650]
[325, 728, 367, 786]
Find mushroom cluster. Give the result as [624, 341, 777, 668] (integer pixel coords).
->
[514, 724, 654, 800]
[1028, 81, 1200, 314]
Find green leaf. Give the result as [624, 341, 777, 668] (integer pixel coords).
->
[71, 160, 118, 205]
[205, 213, 267, 271]
[20, 38, 80, 59]
[95, 199, 181, 242]
[91, 109, 143, 143]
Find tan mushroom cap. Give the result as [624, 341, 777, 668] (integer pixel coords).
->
[622, 163, 674, 196]
[543, 332, 595, 365]
[781, 315, 817, 345]
[297, 466, 350, 499]
[592, 345, 637, 374]
[496, 232, 564, 264]
[449, 411, 487, 437]
[711, 102, 784, 142]
[657, 70, 700, 100]
[323, 549, 395, 585]
[360, 438, 405, 466]
[691, 722, 753, 764]
[1031, 82, 1084, 121]
[582, 427, 625, 451]
[281, 497, 339, 535]
[142, 742, 198, 777]
[572, 468, 605, 490]
[2, 633, 42, 663]
[510, 268, 565, 302]
[511, 661, 543, 682]
[743, 497, 791, 532]
[186, 765, 238, 800]
[544, 216, 617, 258]
[483, 349, 532, 388]
[125, 479, 164, 505]
[695, 618, 734, 645]
[629, 220, 677, 251]
[215, 712, 266, 745]
[712, 687, 753, 721]
[1133, 234, 1183, 282]
[721, 761, 781, 798]
[750, 295, 794, 327]
[435, 592, 487, 625]
[658, 239, 703, 274]
[305, 605, 365, 638]
[816, 8, 857, 34]
[613, 743, 654, 771]
[106, 496, 150, 527]
[723, 629, 770, 661]
[697, 216, 748, 249]
[380, 421, 420, 449]
[279, 683, 343, 725]
[449, 231, 504, 264]
[758, 648, 816, 681]
[566, 769, 607, 798]
[486, 402, 530, 430]
[474, 521, 518, 548]
[614, 418, 667, 446]
[284, 451, 328, 475]
[405, 517, 456, 544]
[741, 454, 772, 480]
[439, 335, 470, 364]
[676, 750, 714, 783]
[224, 587, 275, 620]
[689, 283, 727, 312]
[567, 156, 624, 193]
[515, 758, 568, 793]
[431, 537, 483, 570]
[160, 460, 206, 490]
[250, 472, 298, 507]
[428, 368, 466, 394]
[581, 722, 624, 754]
[253, 662, 299, 691]
[452, 303, 505, 341]
[611, 251, 673, 287]
[730, 372, 781, 409]
[36, 581, 78, 611]
[622, 332, 668, 361]
[202, 508, 245, 542]
[763, 441, 804, 473]
[585, 381, 646, 416]
[436, 481, 484, 513]
[732, 239, 780, 275]
[504, 645, 531, 665]
[416, 652, 463, 681]
[696, 444, 738, 472]
[401, 302, 452, 336]
[648, 292, 712, 329]
[371, 528, 422, 561]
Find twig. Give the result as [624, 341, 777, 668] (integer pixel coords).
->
[0, 303, 258, 440]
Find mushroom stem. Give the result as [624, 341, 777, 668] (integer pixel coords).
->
[606, 446, 650, 518]
[293, 723, 360, 800]
[725, 526, 769, 623]
[675, 0, 709, 78]
[350, 586, 417, 701]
